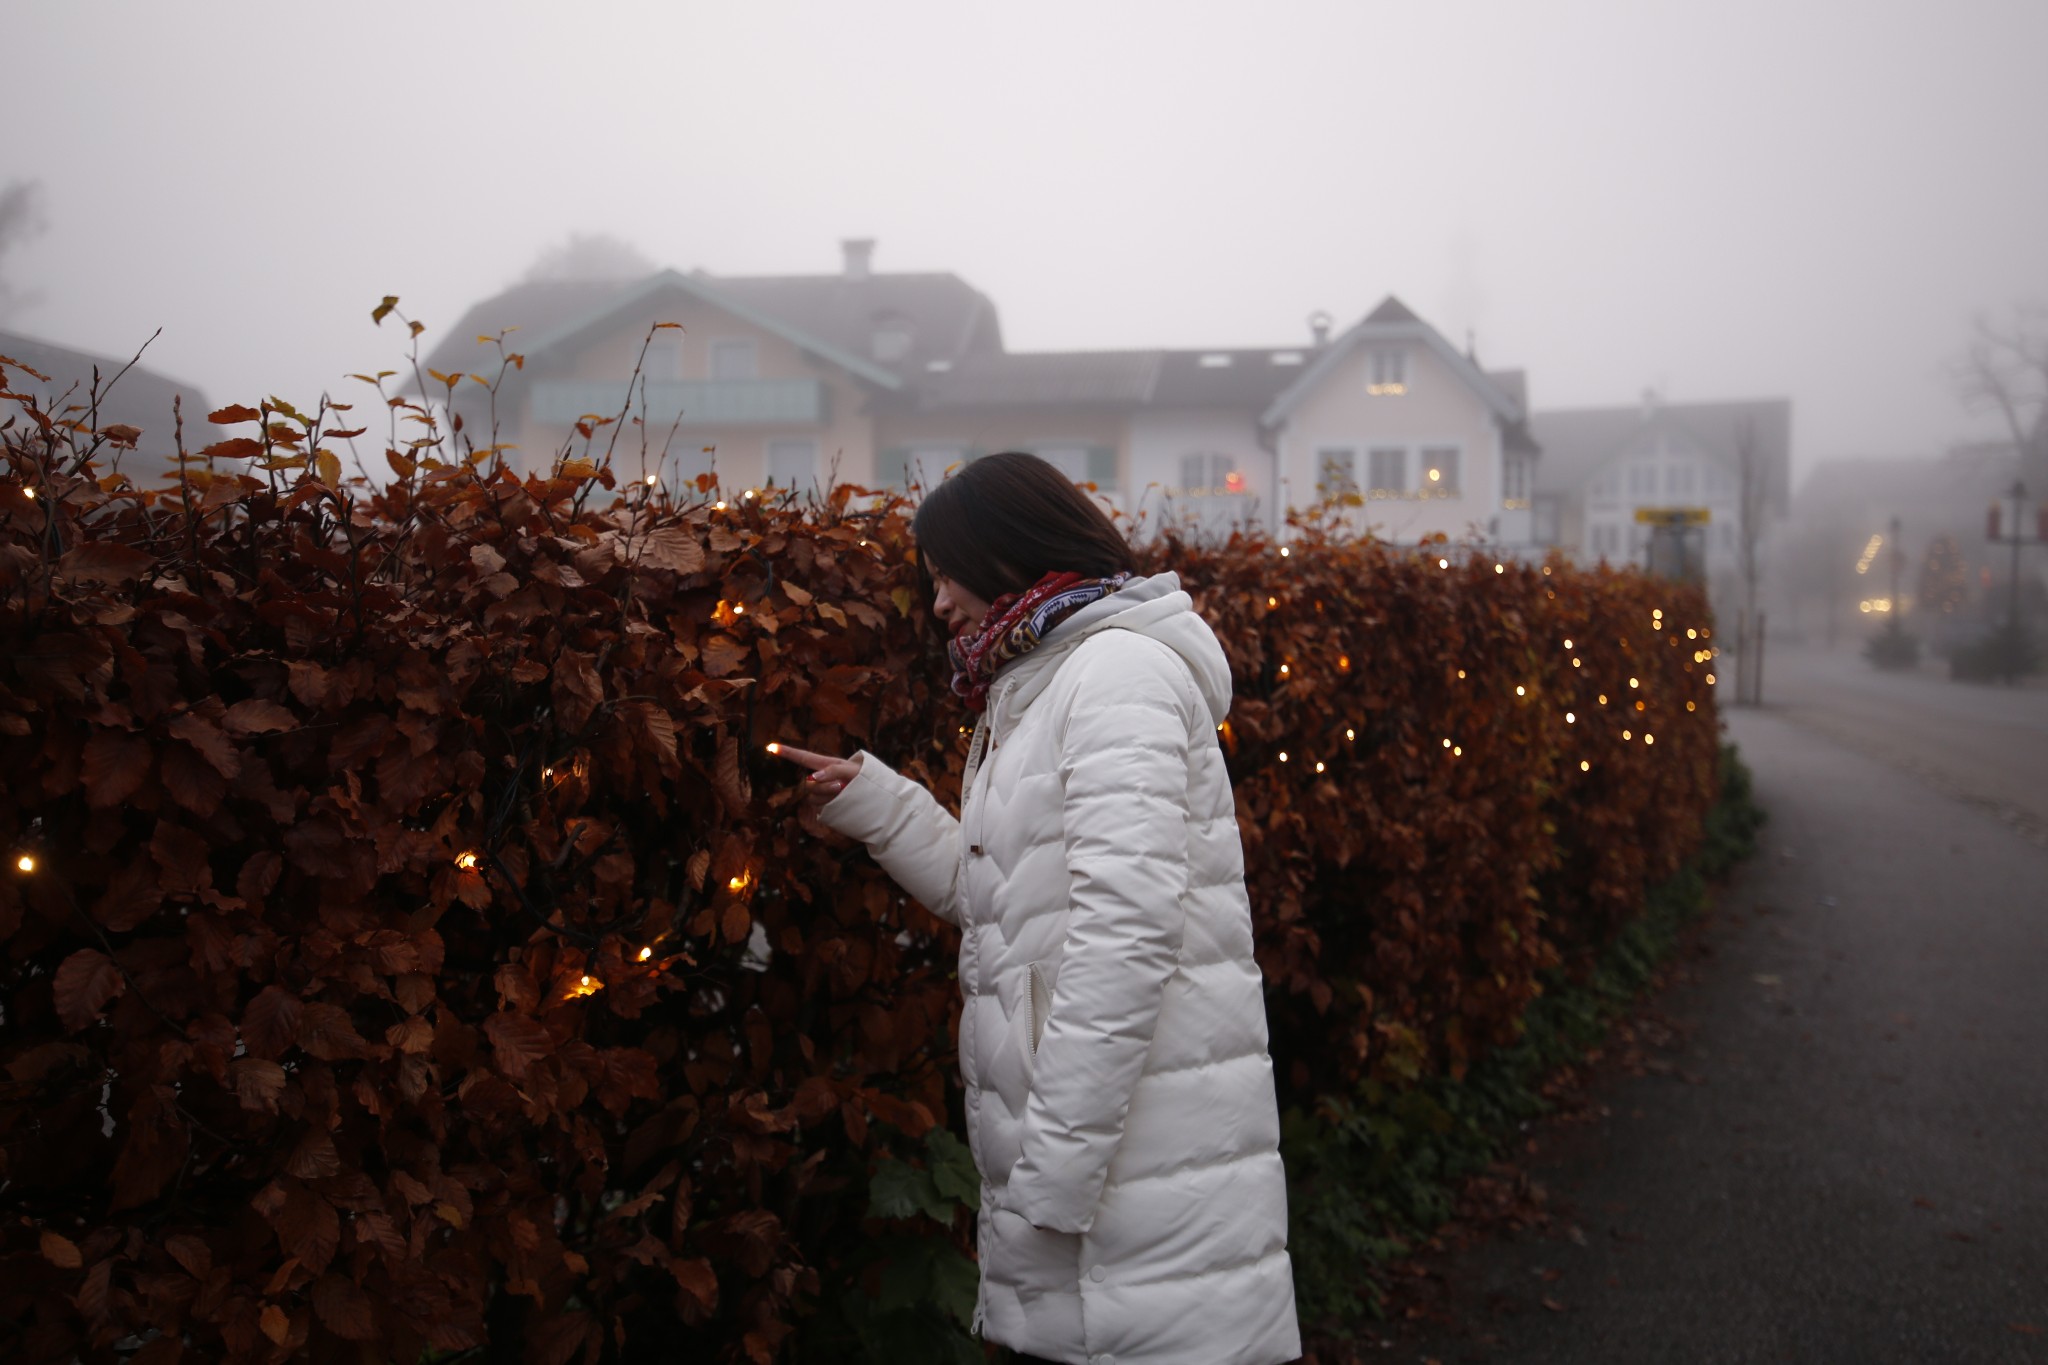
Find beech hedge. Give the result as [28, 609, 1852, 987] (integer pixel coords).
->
[0, 340, 1721, 1363]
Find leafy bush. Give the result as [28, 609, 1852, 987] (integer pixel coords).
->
[1950, 623, 2041, 682]
[1863, 621, 1920, 670]
[1, 329, 1725, 1364]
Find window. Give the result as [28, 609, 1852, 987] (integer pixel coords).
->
[1367, 447, 1406, 498]
[1270, 351, 1304, 366]
[1420, 446, 1461, 497]
[1316, 447, 1358, 498]
[643, 336, 683, 382]
[1198, 353, 1233, 368]
[1368, 349, 1408, 396]
[1668, 465, 1695, 498]
[709, 339, 757, 381]
[1035, 445, 1089, 483]
[1179, 453, 1242, 496]
[1503, 455, 1531, 508]
[766, 439, 817, 490]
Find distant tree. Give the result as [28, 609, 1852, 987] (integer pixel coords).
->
[520, 232, 657, 284]
[0, 178, 46, 317]
[1917, 533, 1967, 616]
[1956, 305, 2048, 486]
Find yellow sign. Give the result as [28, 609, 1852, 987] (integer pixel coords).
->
[1634, 506, 1711, 526]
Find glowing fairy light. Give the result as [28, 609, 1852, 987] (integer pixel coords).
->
[1278, 664, 1291, 677]
[1453, 746, 1462, 756]
[1572, 658, 1582, 668]
[1564, 639, 1574, 650]
[1622, 729, 1633, 741]
[1687, 628, 1698, 639]
[14, 853, 34, 874]
[1456, 669, 1466, 680]
[765, 742, 782, 755]
[714, 500, 728, 510]
[728, 874, 748, 892]
[733, 602, 746, 616]
[645, 473, 658, 486]
[1686, 700, 1697, 712]
[23, 488, 35, 501]
[1599, 694, 1609, 705]
[1442, 738, 1452, 749]
[638, 946, 653, 962]
[1566, 712, 1576, 723]
[1515, 685, 1526, 696]
[1345, 728, 1355, 741]
[1267, 596, 1278, 609]
[1338, 654, 1350, 671]
[1644, 734, 1655, 746]
[1437, 558, 1449, 569]
[454, 851, 479, 871]
[1636, 700, 1646, 712]
[1579, 759, 1590, 771]
[1494, 563, 1505, 574]
[1628, 677, 1639, 689]
[1278, 751, 1290, 763]
[1314, 761, 1326, 773]
[1705, 673, 1717, 685]
[1279, 546, 1291, 558]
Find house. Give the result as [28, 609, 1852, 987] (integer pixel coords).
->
[423, 242, 1543, 547]
[1529, 395, 1792, 599]
[0, 328, 210, 460]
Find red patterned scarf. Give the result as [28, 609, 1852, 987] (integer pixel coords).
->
[947, 570, 1130, 712]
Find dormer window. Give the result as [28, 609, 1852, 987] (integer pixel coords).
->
[871, 314, 915, 364]
[1270, 352, 1304, 366]
[1368, 348, 1408, 396]
[1199, 353, 1233, 368]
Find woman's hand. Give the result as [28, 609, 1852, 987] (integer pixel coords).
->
[768, 743, 863, 804]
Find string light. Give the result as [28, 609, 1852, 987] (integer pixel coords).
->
[765, 742, 781, 754]
[638, 946, 653, 962]
[714, 500, 728, 510]
[1563, 639, 1574, 650]
[1565, 712, 1576, 723]
[1705, 673, 1717, 685]
[23, 488, 35, 501]
[1337, 655, 1351, 671]
[733, 602, 746, 616]
[1628, 677, 1639, 689]
[1644, 734, 1655, 745]
[1267, 596, 1278, 609]
[1345, 728, 1355, 741]
[1279, 546, 1291, 558]
[1579, 759, 1590, 771]
[1452, 745, 1462, 756]
[1622, 729, 1633, 741]
[542, 766, 555, 781]
[1598, 694, 1609, 704]
[1687, 628, 1698, 639]
[1635, 700, 1645, 712]
[13, 853, 34, 874]
[728, 874, 748, 892]
[1278, 751, 1290, 763]
[1278, 664, 1291, 677]
[1456, 669, 1466, 679]
[1494, 563, 1505, 574]
[1442, 738, 1452, 748]
[1437, 558, 1449, 569]
[1572, 658, 1582, 668]
[1686, 700, 1696, 712]
[645, 473, 658, 486]
[1314, 761, 1326, 773]
[1515, 685, 1526, 696]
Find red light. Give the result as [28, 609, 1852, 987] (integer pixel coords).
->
[1224, 471, 1246, 494]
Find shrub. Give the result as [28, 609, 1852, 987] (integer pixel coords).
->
[1950, 623, 2041, 682]
[1864, 621, 1920, 670]
[1, 332, 1724, 1363]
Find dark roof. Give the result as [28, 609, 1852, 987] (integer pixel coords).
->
[0, 328, 209, 456]
[1530, 398, 1793, 510]
[1150, 350, 1312, 409]
[422, 269, 1002, 384]
[909, 351, 1162, 410]
[1365, 295, 1421, 324]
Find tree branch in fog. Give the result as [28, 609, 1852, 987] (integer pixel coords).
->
[519, 232, 657, 284]
[1957, 306, 2048, 466]
[0, 179, 47, 317]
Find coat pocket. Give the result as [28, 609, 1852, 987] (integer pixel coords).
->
[1026, 959, 1055, 1057]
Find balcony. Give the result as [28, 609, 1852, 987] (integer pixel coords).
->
[531, 379, 826, 427]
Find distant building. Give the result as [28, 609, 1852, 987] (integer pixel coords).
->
[1530, 394, 1792, 599]
[423, 241, 1543, 548]
[0, 328, 209, 460]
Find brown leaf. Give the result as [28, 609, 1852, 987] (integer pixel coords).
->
[485, 1011, 553, 1080]
[52, 948, 124, 1031]
[81, 730, 152, 808]
[552, 649, 604, 731]
[700, 634, 748, 678]
[311, 1273, 378, 1340]
[151, 820, 213, 897]
[222, 698, 296, 735]
[672, 1257, 719, 1319]
[39, 1229, 83, 1269]
[167, 712, 242, 777]
[299, 1002, 369, 1060]
[60, 542, 154, 584]
[638, 526, 707, 575]
[287, 1129, 342, 1179]
[233, 1058, 287, 1111]
[210, 403, 262, 425]
[242, 985, 303, 1059]
[259, 1303, 290, 1345]
[91, 859, 161, 933]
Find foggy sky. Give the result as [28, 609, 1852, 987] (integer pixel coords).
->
[5, 0, 2045, 478]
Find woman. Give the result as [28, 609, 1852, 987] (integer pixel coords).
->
[776, 453, 1299, 1365]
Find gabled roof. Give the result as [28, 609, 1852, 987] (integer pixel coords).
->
[423, 267, 1003, 389]
[513, 270, 904, 390]
[908, 350, 1163, 410]
[1529, 398, 1792, 511]
[1259, 295, 1525, 429]
[0, 328, 209, 454]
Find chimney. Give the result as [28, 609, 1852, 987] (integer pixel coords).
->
[1308, 310, 1333, 348]
[841, 238, 875, 281]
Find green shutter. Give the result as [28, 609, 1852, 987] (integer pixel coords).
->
[1086, 446, 1119, 490]
[877, 448, 909, 489]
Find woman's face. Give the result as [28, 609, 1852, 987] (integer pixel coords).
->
[930, 569, 992, 635]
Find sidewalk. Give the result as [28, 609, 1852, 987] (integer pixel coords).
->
[1391, 707, 2048, 1364]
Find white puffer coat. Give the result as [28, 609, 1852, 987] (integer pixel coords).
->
[820, 572, 1300, 1365]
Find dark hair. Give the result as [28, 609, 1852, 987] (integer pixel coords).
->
[911, 451, 1134, 603]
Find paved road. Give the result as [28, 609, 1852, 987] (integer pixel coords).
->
[1389, 695, 2048, 1363]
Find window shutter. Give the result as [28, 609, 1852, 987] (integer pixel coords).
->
[877, 448, 909, 489]
[1086, 446, 1119, 489]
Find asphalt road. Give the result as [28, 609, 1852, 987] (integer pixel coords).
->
[1387, 660, 2048, 1364]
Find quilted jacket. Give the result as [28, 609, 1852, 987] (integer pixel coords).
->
[820, 572, 1300, 1365]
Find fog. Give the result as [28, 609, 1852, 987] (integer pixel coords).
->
[5, 0, 2047, 478]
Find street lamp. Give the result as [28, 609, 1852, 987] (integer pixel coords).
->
[1985, 480, 2046, 684]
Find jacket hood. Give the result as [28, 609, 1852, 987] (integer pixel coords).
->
[1006, 571, 1234, 725]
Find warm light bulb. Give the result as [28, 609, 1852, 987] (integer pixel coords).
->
[1563, 639, 1574, 650]
[638, 946, 653, 961]
[1338, 655, 1350, 670]
[1442, 738, 1452, 748]
[1622, 729, 1632, 740]
[765, 742, 781, 754]
[1705, 673, 1716, 685]
[1686, 700, 1697, 712]
[1278, 751, 1289, 763]
[22, 488, 35, 501]
[1628, 677, 1639, 689]
[714, 500, 727, 510]
[1456, 669, 1466, 679]
[1279, 664, 1291, 677]
[1267, 596, 1278, 609]
[1687, 628, 1698, 639]
[1437, 558, 1449, 569]
[1515, 685, 1526, 696]
[455, 851, 479, 871]
[1599, 694, 1609, 704]
[645, 473, 658, 486]
[1579, 760, 1590, 772]
[542, 766, 554, 780]
[1345, 728, 1355, 741]
[1279, 546, 1290, 557]
[728, 875, 746, 891]
[1653, 608, 1663, 618]
[14, 853, 34, 874]
[1644, 734, 1655, 745]
[580, 974, 592, 987]
[733, 603, 746, 615]
[1572, 658, 1582, 668]
[1452, 746, 1462, 756]
[1566, 712, 1576, 723]
[1314, 761, 1325, 773]
[1494, 563, 1504, 574]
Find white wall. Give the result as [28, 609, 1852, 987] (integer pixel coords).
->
[1126, 407, 1274, 540]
